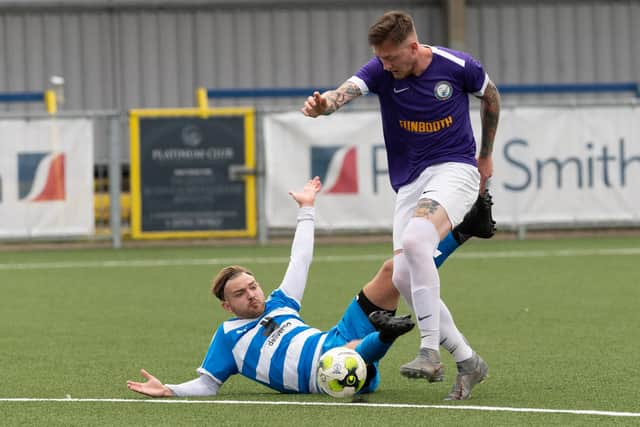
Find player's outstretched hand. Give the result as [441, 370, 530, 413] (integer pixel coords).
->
[301, 91, 328, 117]
[289, 176, 322, 207]
[127, 369, 173, 397]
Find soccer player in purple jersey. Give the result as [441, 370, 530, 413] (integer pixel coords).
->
[301, 10, 500, 400]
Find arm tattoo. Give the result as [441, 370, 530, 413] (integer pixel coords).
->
[414, 198, 441, 219]
[479, 80, 501, 158]
[323, 81, 362, 115]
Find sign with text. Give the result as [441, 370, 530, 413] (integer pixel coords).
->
[470, 105, 640, 225]
[263, 111, 392, 230]
[130, 108, 256, 239]
[264, 106, 640, 230]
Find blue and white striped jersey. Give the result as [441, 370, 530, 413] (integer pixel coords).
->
[197, 288, 328, 393]
[196, 207, 329, 394]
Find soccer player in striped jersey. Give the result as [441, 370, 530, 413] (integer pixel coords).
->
[127, 177, 415, 398]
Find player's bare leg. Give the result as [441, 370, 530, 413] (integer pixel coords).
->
[360, 258, 400, 311]
[360, 259, 414, 341]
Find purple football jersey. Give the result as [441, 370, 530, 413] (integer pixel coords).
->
[351, 46, 488, 192]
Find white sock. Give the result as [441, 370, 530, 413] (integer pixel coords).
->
[395, 254, 473, 361]
[402, 218, 441, 351]
[392, 253, 412, 307]
[440, 300, 473, 362]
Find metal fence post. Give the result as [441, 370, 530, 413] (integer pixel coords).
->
[109, 113, 122, 249]
[255, 110, 268, 245]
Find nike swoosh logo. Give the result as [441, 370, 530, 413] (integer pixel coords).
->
[393, 87, 409, 94]
[418, 314, 432, 321]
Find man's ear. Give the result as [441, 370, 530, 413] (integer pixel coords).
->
[221, 300, 233, 313]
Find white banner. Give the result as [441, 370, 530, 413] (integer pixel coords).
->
[471, 105, 640, 226]
[264, 106, 640, 229]
[0, 119, 94, 238]
[264, 112, 394, 229]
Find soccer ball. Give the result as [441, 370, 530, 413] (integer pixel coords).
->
[316, 347, 367, 398]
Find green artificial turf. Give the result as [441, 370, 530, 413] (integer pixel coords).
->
[1, 236, 639, 426]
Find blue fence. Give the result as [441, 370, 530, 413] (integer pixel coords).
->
[0, 90, 57, 113]
[0, 92, 45, 102]
[497, 82, 640, 97]
[204, 82, 640, 99]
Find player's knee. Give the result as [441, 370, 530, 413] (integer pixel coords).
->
[401, 224, 418, 251]
[391, 263, 409, 291]
[344, 339, 360, 350]
[402, 218, 438, 254]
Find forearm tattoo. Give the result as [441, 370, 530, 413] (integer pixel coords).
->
[414, 198, 441, 219]
[479, 80, 501, 158]
[324, 81, 362, 114]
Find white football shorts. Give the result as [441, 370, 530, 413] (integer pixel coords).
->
[393, 162, 480, 251]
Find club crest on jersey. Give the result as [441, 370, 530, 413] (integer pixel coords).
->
[434, 81, 453, 100]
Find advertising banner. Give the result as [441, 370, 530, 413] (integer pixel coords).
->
[264, 106, 640, 229]
[0, 119, 94, 238]
[471, 105, 640, 225]
[264, 111, 393, 230]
